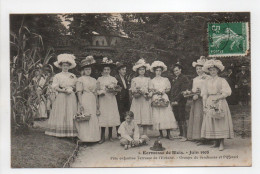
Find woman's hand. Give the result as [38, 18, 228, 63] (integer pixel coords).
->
[193, 94, 199, 100]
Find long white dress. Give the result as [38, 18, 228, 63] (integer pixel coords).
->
[130, 76, 153, 126]
[201, 76, 234, 139]
[75, 76, 101, 142]
[45, 72, 78, 137]
[151, 77, 178, 130]
[97, 75, 121, 127]
[187, 74, 209, 140]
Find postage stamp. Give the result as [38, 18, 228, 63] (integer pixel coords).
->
[208, 22, 249, 57]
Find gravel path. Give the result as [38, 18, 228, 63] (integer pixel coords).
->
[71, 128, 251, 167]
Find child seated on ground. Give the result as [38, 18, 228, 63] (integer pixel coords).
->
[118, 111, 150, 150]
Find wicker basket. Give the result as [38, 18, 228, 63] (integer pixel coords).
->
[74, 113, 91, 121]
[151, 101, 169, 107]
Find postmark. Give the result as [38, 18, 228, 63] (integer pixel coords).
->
[208, 22, 249, 57]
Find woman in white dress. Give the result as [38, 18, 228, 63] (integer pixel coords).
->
[45, 54, 78, 137]
[75, 56, 101, 142]
[187, 56, 209, 144]
[130, 58, 153, 136]
[201, 59, 234, 151]
[97, 57, 121, 143]
[150, 61, 178, 140]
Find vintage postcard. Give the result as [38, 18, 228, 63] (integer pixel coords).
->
[9, 12, 251, 168]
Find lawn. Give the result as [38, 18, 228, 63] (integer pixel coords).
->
[11, 128, 76, 168]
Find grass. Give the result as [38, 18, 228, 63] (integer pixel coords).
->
[11, 128, 76, 168]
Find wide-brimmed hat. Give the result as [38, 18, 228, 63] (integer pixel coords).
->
[54, 54, 76, 69]
[192, 56, 208, 67]
[98, 57, 116, 69]
[80, 56, 96, 69]
[150, 61, 167, 72]
[202, 59, 225, 73]
[150, 140, 165, 151]
[132, 58, 150, 72]
[115, 61, 127, 71]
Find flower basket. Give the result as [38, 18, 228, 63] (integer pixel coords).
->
[73, 112, 91, 121]
[105, 83, 122, 94]
[206, 100, 224, 119]
[151, 98, 169, 107]
[182, 89, 200, 98]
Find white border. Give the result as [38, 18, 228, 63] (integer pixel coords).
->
[1, 0, 260, 174]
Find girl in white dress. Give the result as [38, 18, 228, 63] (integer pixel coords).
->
[75, 56, 101, 142]
[150, 61, 178, 140]
[187, 56, 209, 144]
[45, 54, 78, 137]
[130, 58, 153, 136]
[201, 59, 234, 151]
[97, 57, 121, 143]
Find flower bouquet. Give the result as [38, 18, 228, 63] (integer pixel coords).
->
[73, 112, 91, 121]
[131, 87, 143, 98]
[206, 100, 224, 119]
[105, 82, 122, 94]
[151, 97, 169, 107]
[182, 89, 200, 98]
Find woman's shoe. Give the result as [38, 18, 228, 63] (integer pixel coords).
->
[124, 145, 128, 150]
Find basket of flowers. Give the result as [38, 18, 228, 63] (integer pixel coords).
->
[151, 98, 169, 107]
[105, 82, 122, 94]
[73, 112, 91, 121]
[206, 100, 224, 119]
[131, 87, 143, 98]
[182, 89, 200, 98]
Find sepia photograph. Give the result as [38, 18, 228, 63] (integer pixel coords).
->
[8, 12, 251, 168]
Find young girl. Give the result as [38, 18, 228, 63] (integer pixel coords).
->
[130, 58, 153, 136]
[201, 59, 234, 151]
[97, 57, 121, 143]
[45, 54, 78, 137]
[118, 111, 150, 150]
[150, 61, 178, 140]
[187, 56, 209, 144]
[75, 56, 101, 142]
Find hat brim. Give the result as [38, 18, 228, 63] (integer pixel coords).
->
[133, 64, 150, 72]
[54, 61, 77, 69]
[80, 63, 97, 70]
[97, 63, 116, 69]
[150, 146, 166, 151]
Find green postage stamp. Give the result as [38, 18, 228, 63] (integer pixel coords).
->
[208, 22, 249, 57]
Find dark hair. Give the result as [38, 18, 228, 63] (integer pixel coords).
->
[124, 111, 134, 119]
[59, 61, 72, 66]
[153, 66, 163, 72]
[117, 65, 127, 71]
[174, 65, 182, 70]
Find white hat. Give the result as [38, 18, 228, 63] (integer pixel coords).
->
[150, 61, 167, 72]
[202, 59, 225, 73]
[132, 58, 150, 72]
[192, 56, 208, 67]
[54, 54, 76, 69]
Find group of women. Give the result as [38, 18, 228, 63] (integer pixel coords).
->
[45, 53, 234, 151]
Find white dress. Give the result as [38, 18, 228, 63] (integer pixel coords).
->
[97, 75, 121, 127]
[201, 76, 234, 139]
[151, 77, 178, 130]
[75, 76, 101, 142]
[45, 72, 78, 137]
[130, 76, 153, 125]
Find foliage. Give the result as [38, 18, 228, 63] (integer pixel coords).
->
[10, 16, 60, 133]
